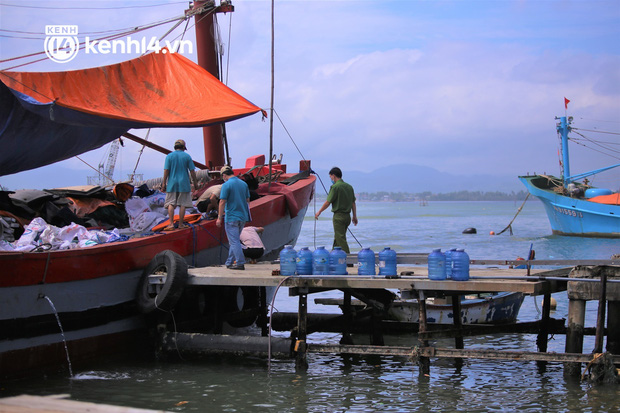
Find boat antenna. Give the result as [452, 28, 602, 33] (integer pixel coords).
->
[268, 0, 275, 189]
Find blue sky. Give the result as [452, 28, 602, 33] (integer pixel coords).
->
[1, 0, 619, 191]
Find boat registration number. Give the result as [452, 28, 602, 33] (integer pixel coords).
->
[553, 205, 583, 218]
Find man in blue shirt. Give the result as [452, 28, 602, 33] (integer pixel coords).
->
[216, 166, 250, 270]
[162, 139, 199, 231]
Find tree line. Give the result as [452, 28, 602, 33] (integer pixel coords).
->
[355, 190, 529, 202]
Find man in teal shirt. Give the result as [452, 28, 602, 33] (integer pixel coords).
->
[216, 165, 250, 270]
[162, 139, 198, 230]
[315, 167, 358, 253]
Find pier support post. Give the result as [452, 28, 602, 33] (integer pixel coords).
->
[259, 286, 269, 337]
[607, 301, 620, 354]
[340, 291, 353, 345]
[451, 294, 464, 369]
[593, 271, 608, 354]
[417, 290, 430, 376]
[564, 298, 586, 377]
[536, 292, 551, 370]
[295, 288, 308, 370]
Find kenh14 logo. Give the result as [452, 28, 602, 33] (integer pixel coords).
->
[44, 25, 79, 63]
[44, 24, 193, 64]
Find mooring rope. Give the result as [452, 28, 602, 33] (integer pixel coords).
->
[496, 193, 530, 235]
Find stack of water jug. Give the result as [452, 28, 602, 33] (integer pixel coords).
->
[427, 248, 470, 281]
[279, 245, 398, 278]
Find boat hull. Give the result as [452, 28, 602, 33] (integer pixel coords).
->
[519, 175, 620, 238]
[0, 174, 315, 380]
[388, 292, 525, 325]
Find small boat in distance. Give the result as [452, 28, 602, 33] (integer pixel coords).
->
[519, 115, 620, 238]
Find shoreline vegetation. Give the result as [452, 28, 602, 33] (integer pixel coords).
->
[317, 190, 530, 202]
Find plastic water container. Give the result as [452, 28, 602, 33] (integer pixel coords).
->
[329, 247, 348, 275]
[279, 245, 297, 276]
[296, 247, 313, 275]
[312, 246, 330, 275]
[378, 247, 397, 277]
[428, 248, 447, 280]
[357, 247, 376, 276]
[452, 248, 470, 281]
[444, 248, 456, 279]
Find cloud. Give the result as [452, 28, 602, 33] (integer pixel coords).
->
[1, 0, 618, 191]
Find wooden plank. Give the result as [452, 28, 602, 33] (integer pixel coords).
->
[187, 264, 560, 295]
[0, 394, 166, 412]
[307, 344, 620, 364]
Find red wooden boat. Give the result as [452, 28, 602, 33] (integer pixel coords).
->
[0, 2, 315, 380]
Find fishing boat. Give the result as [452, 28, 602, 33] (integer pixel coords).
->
[316, 292, 525, 325]
[519, 115, 620, 237]
[388, 292, 525, 325]
[0, 1, 315, 380]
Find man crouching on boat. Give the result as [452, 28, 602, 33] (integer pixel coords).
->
[162, 139, 199, 231]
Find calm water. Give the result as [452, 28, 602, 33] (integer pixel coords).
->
[3, 200, 620, 412]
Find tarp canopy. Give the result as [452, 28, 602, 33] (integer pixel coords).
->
[0, 51, 263, 176]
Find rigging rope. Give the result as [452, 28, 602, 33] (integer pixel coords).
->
[1, 7, 200, 70]
[271, 108, 363, 249]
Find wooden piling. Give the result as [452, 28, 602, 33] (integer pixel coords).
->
[607, 301, 620, 354]
[536, 291, 552, 370]
[417, 290, 430, 375]
[296, 288, 308, 369]
[594, 270, 608, 354]
[565, 298, 586, 377]
[451, 293, 464, 369]
[341, 291, 354, 345]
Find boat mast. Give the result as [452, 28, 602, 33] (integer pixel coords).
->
[557, 116, 572, 187]
[191, 0, 233, 169]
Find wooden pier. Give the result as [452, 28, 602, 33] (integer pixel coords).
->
[157, 255, 620, 381]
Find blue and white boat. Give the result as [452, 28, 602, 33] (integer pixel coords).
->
[519, 116, 620, 238]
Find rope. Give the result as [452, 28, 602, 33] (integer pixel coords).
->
[496, 193, 530, 235]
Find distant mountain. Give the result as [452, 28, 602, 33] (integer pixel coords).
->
[312, 164, 524, 194]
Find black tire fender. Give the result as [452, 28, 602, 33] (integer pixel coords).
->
[136, 250, 188, 313]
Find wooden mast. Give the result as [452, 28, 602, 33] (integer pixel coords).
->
[191, 0, 233, 169]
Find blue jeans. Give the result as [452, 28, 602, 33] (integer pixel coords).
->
[225, 220, 246, 266]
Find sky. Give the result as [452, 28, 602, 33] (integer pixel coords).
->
[0, 0, 619, 191]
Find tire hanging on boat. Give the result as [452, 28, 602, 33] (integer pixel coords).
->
[136, 250, 188, 313]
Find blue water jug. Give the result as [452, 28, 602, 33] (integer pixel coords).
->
[378, 247, 397, 278]
[312, 246, 330, 275]
[452, 248, 470, 281]
[444, 248, 456, 279]
[428, 248, 447, 280]
[357, 247, 376, 276]
[279, 245, 297, 276]
[329, 247, 348, 275]
[296, 247, 313, 275]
